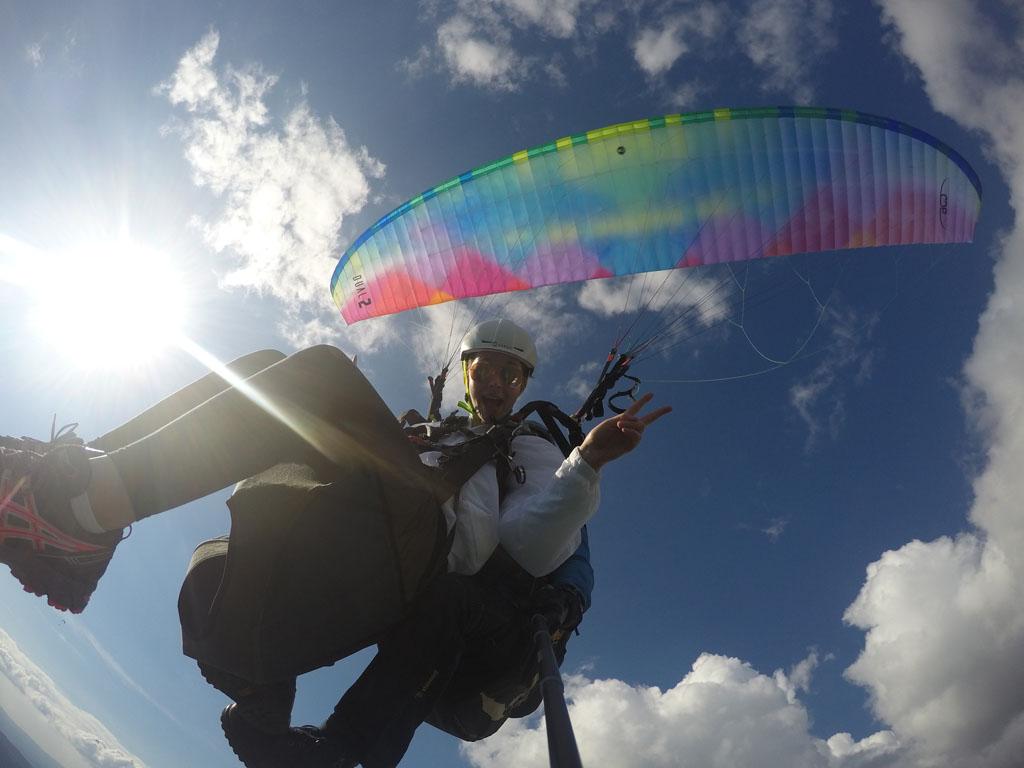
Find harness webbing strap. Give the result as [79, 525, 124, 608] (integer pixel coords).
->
[430, 424, 515, 501]
[572, 355, 635, 422]
[512, 401, 584, 458]
[402, 401, 585, 502]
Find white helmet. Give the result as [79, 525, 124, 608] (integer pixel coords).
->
[460, 318, 537, 373]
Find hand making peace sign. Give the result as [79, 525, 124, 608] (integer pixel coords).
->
[577, 393, 672, 471]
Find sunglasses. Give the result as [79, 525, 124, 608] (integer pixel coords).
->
[467, 358, 527, 388]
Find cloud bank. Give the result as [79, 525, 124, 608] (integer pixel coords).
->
[463, 653, 899, 768]
[0, 629, 146, 768]
[837, 2, 1024, 766]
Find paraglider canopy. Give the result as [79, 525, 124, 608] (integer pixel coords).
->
[331, 106, 981, 325]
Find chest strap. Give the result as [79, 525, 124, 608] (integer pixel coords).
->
[402, 401, 584, 503]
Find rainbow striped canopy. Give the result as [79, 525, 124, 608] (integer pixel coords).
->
[331, 107, 981, 324]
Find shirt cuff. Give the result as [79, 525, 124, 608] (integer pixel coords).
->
[564, 445, 601, 481]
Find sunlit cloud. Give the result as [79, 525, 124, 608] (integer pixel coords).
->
[463, 652, 900, 768]
[158, 29, 384, 346]
[0, 629, 146, 768]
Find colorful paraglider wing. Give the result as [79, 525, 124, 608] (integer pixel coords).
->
[331, 107, 981, 324]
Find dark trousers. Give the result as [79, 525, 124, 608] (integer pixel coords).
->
[90, 345, 444, 519]
[327, 568, 538, 768]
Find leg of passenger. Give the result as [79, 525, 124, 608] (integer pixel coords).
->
[103, 345, 432, 522]
[83, 352, 289, 530]
[0, 345, 431, 613]
[90, 350, 286, 453]
[425, 605, 535, 741]
[323, 573, 483, 768]
[199, 661, 297, 733]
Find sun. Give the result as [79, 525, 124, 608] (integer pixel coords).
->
[28, 240, 189, 370]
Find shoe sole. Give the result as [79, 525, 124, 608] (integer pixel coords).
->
[221, 705, 252, 767]
[1, 468, 117, 613]
[0, 542, 91, 612]
[221, 705, 277, 768]
[220, 706, 353, 768]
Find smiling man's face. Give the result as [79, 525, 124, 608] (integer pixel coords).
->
[465, 351, 529, 423]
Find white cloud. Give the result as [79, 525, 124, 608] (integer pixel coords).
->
[844, 536, 1024, 767]
[0, 629, 146, 768]
[738, 0, 836, 102]
[788, 306, 877, 450]
[776, 650, 820, 701]
[874, 0, 1024, 170]
[421, 0, 593, 91]
[634, 24, 688, 77]
[837, 3, 1024, 767]
[463, 653, 899, 768]
[159, 29, 384, 345]
[491, 0, 587, 38]
[25, 42, 44, 67]
[437, 15, 528, 91]
[632, 5, 724, 77]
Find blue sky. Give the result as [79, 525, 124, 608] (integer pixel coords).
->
[1, 1, 1022, 767]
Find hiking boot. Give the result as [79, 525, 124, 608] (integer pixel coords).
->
[221, 705, 356, 768]
[0, 427, 126, 613]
